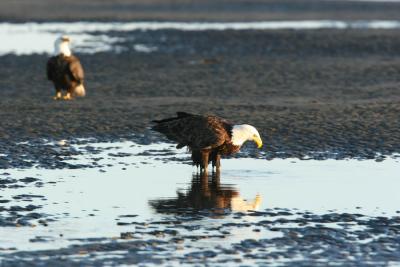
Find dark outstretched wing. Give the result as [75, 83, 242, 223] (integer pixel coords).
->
[152, 112, 231, 149]
[67, 56, 84, 83]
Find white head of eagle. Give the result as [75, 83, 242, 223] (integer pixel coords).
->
[231, 124, 263, 148]
[54, 35, 72, 56]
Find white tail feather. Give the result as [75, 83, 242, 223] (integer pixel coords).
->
[73, 84, 86, 97]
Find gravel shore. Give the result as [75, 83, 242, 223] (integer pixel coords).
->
[0, 28, 399, 167]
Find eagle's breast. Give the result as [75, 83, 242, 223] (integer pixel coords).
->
[220, 141, 241, 155]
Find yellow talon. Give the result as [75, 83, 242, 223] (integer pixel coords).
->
[53, 92, 62, 100]
[63, 92, 72, 100]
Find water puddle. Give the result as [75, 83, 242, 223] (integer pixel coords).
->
[0, 140, 399, 266]
[1, 20, 400, 55]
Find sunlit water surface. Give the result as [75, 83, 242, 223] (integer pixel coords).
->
[0, 141, 398, 253]
[2, 20, 400, 55]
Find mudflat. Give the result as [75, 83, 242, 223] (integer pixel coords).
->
[1, 2, 400, 266]
[1, 0, 400, 21]
[0, 28, 399, 167]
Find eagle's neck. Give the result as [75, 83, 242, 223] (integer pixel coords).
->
[55, 42, 71, 57]
[231, 125, 252, 147]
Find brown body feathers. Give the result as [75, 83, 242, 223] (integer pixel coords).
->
[152, 112, 240, 171]
[47, 54, 85, 98]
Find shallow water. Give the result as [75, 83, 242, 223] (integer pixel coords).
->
[2, 20, 400, 55]
[0, 141, 398, 256]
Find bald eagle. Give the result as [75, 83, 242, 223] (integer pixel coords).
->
[47, 36, 85, 100]
[152, 112, 263, 171]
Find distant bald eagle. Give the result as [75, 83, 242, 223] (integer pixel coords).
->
[152, 112, 262, 171]
[47, 36, 85, 100]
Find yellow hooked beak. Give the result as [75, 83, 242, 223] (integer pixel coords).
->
[254, 136, 263, 148]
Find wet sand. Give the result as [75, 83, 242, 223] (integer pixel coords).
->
[2, 0, 400, 21]
[0, 28, 399, 168]
[1, 1, 400, 266]
[0, 142, 399, 266]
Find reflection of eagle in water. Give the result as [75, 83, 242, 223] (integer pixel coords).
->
[149, 172, 262, 215]
[152, 112, 262, 171]
[47, 36, 86, 100]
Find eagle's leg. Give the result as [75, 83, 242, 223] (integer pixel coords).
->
[200, 151, 209, 173]
[63, 91, 72, 100]
[53, 90, 62, 100]
[214, 154, 221, 170]
[210, 150, 221, 172]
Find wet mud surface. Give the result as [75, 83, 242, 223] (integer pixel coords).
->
[1, 29, 400, 168]
[2, 0, 400, 22]
[0, 142, 399, 266]
[1, 1, 400, 265]
[2, 208, 400, 266]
